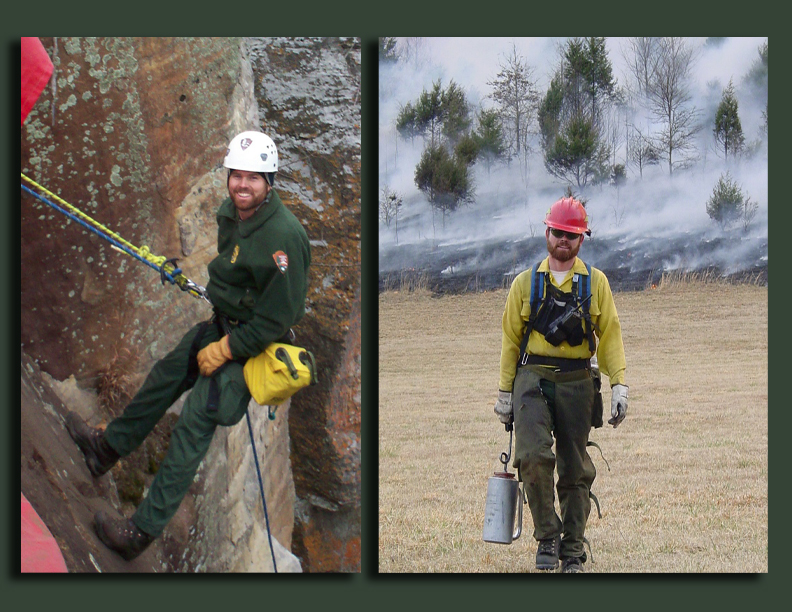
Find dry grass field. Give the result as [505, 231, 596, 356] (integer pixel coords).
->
[378, 280, 767, 573]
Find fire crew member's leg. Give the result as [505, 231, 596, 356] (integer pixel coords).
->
[512, 367, 563, 543]
[553, 371, 596, 562]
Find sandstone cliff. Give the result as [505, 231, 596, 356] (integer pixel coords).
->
[21, 36, 360, 572]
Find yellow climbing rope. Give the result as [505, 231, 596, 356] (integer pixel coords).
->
[22, 172, 168, 268]
[21, 172, 211, 304]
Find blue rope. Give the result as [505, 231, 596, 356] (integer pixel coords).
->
[245, 409, 278, 573]
[21, 183, 181, 284]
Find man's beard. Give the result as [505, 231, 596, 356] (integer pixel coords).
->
[231, 190, 266, 212]
[546, 237, 581, 262]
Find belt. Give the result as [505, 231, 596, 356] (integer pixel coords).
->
[215, 311, 295, 344]
[214, 312, 244, 328]
[520, 354, 591, 372]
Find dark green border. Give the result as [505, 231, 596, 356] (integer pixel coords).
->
[5, 1, 784, 608]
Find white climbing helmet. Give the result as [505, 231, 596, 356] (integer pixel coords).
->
[223, 131, 278, 174]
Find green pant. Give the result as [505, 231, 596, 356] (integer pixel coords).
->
[512, 365, 596, 560]
[104, 321, 251, 537]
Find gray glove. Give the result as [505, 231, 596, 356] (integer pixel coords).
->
[608, 384, 628, 428]
[494, 390, 513, 424]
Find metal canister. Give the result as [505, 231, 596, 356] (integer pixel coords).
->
[482, 471, 522, 544]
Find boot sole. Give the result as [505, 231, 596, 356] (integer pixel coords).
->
[536, 562, 559, 571]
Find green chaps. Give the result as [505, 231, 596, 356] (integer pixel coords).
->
[512, 365, 596, 560]
[104, 321, 251, 537]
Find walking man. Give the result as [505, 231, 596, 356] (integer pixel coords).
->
[494, 196, 627, 573]
[65, 131, 311, 561]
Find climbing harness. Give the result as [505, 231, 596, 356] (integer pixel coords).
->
[21, 173, 283, 573]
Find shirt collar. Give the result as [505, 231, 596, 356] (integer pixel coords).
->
[538, 256, 589, 286]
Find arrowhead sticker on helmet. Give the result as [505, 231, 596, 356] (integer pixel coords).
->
[224, 131, 278, 185]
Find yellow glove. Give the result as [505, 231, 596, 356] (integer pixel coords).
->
[197, 335, 233, 377]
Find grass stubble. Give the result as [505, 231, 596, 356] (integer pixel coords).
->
[378, 281, 767, 573]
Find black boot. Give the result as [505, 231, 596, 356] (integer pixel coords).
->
[561, 556, 585, 573]
[535, 535, 561, 571]
[64, 412, 120, 477]
[94, 511, 155, 561]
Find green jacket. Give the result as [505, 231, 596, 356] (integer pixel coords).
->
[206, 189, 311, 359]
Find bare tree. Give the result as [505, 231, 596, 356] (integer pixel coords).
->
[379, 37, 400, 63]
[399, 37, 428, 71]
[487, 43, 539, 165]
[602, 101, 627, 168]
[621, 37, 662, 98]
[646, 37, 701, 174]
[627, 123, 660, 178]
[379, 185, 403, 244]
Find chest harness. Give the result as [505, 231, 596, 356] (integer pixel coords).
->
[517, 261, 597, 367]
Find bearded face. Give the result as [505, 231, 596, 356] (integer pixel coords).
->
[546, 229, 582, 262]
[227, 169, 270, 220]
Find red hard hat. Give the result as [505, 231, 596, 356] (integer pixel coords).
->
[544, 197, 590, 234]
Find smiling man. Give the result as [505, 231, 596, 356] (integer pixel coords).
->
[64, 131, 311, 561]
[494, 196, 627, 573]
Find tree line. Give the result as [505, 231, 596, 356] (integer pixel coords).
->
[380, 37, 768, 237]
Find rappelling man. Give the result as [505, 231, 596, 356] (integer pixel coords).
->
[494, 196, 627, 573]
[65, 131, 311, 561]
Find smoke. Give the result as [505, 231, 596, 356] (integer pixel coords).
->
[379, 37, 768, 284]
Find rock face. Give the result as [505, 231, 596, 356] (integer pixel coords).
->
[21, 37, 360, 572]
[21, 348, 303, 573]
[246, 37, 362, 573]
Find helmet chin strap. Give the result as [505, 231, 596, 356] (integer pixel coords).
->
[253, 190, 272, 214]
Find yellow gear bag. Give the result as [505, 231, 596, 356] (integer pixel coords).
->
[243, 343, 318, 406]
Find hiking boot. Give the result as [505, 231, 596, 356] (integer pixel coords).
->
[561, 556, 585, 573]
[94, 511, 155, 561]
[65, 411, 120, 477]
[535, 536, 561, 571]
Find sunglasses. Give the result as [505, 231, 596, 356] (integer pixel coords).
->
[549, 228, 581, 240]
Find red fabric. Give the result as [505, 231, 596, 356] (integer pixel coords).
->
[21, 37, 53, 124]
[21, 493, 68, 573]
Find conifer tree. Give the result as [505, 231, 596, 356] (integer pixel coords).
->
[540, 38, 617, 187]
[473, 108, 507, 173]
[706, 171, 756, 231]
[714, 79, 745, 161]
